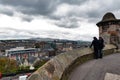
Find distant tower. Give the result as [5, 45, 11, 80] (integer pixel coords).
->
[96, 12, 120, 48]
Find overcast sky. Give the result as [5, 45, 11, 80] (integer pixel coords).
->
[0, 0, 120, 41]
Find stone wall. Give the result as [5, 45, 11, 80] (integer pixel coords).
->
[28, 44, 116, 80]
[99, 24, 120, 45]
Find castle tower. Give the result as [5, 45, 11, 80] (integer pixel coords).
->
[96, 12, 120, 48]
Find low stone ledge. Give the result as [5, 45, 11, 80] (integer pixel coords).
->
[28, 44, 116, 80]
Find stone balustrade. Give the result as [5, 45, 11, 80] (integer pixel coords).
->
[28, 44, 116, 80]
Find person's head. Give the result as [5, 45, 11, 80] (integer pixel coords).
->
[99, 37, 103, 40]
[93, 37, 97, 40]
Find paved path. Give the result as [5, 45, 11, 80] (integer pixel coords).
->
[69, 53, 120, 80]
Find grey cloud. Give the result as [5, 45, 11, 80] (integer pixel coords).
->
[55, 17, 80, 28]
[0, 28, 39, 36]
[21, 16, 33, 22]
[0, 10, 14, 16]
[59, 0, 87, 5]
[86, 11, 103, 23]
[41, 30, 76, 40]
[0, 28, 72, 40]
[0, 0, 58, 16]
[0, 0, 120, 28]
[56, 21, 79, 28]
[0, 0, 88, 16]
[0, 26, 96, 41]
[0, 0, 120, 17]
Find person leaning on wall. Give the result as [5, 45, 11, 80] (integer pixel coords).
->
[90, 37, 99, 59]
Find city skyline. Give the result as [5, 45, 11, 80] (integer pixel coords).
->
[0, 0, 120, 41]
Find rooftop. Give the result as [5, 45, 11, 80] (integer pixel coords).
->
[102, 12, 116, 21]
[96, 12, 120, 26]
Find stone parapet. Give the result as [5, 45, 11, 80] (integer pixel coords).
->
[28, 44, 116, 80]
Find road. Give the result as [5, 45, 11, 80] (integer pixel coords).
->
[69, 53, 120, 80]
[1, 72, 31, 80]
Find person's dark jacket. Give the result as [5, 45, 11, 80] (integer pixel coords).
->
[90, 38, 99, 49]
[99, 39, 104, 49]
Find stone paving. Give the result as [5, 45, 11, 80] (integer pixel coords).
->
[69, 53, 120, 80]
[104, 73, 120, 80]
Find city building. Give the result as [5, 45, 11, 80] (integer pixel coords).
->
[5, 47, 40, 62]
[62, 42, 73, 51]
[35, 41, 56, 57]
[0, 40, 36, 53]
[97, 12, 120, 48]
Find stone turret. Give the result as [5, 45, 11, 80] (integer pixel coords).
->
[96, 12, 120, 48]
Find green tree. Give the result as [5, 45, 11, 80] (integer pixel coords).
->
[34, 43, 40, 48]
[0, 57, 18, 74]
